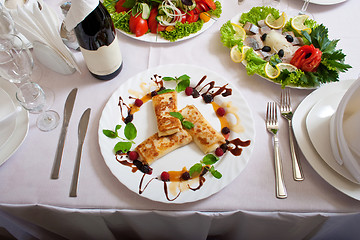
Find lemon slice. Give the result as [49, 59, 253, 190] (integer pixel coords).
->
[265, 12, 287, 29]
[264, 62, 280, 79]
[291, 15, 312, 34]
[230, 45, 243, 63]
[277, 63, 298, 72]
[231, 23, 246, 41]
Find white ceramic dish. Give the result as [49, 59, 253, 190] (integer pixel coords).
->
[293, 79, 360, 201]
[0, 79, 29, 166]
[0, 87, 16, 149]
[305, 92, 358, 184]
[98, 64, 255, 203]
[309, 0, 346, 5]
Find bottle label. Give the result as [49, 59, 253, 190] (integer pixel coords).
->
[80, 35, 122, 76]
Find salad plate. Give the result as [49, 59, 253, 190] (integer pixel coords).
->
[0, 79, 29, 166]
[98, 64, 255, 203]
[293, 79, 360, 201]
[309, 0, 346, 5]
[220, 6, 351, 89]
[105, 0, 222, 43]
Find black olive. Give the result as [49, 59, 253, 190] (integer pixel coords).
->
[262, 46, 271, 52]
[285, 35, 293, 42]
[261, 33, 267, 41]
[278, 49, 284, 58]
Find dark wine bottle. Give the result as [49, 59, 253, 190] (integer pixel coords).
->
[74, 1, 122, 80]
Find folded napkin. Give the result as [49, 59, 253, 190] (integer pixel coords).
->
[64, 0, 98, 31]
[7, 0, 80, 73]
[343, 89, 360, 159]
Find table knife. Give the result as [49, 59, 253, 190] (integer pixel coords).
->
[69, 108, 91, 197]
[51, 88, 77, 179]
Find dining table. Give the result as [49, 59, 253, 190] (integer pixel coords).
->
[1, 0, 360, 239]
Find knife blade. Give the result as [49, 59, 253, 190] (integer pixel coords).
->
[51, 88, 77, 179]
[69, 108, 91, 197]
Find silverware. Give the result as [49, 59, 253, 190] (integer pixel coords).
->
[69, 108, 91, 197]
[280, 89, 304, 181]
[299, 0, 311, 15]
[266, 102, 287, 199]
[51, 88, 77, 179]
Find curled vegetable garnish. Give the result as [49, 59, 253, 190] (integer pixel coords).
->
[290, 44, 322, 72]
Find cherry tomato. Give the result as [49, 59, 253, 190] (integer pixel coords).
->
[195, 2, 210, 13]
[148, 8, 166, 33]
[115, 0, 130, 13]
[290, 44, 322, 72]
[197, 0, 216, 10]
[186, 10, 199, 23]
[129, 14, 149, 37]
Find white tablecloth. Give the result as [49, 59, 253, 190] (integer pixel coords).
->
[1, 0, 360, 239]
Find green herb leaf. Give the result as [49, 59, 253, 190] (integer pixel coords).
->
[157, 89, 175, 95]
[210, 166, 222, 179]
[201, 154, 219, 165]
[182, 120, 194, 129]
[169, 112, 184, 121]
[103, 129, 117, 138]
[177, 74, 190, 82]
[162, 77, 175, 81]
[176, 79, 190, 92]
[124, 122, 137, 140]
[122, 0, 136, 8]
[189, 163, 203, 177]
[114, 141, 132, 153]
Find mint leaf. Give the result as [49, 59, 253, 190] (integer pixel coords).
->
[157, 89, 175, 95]
[201, 154, 219, 165]
[182, 120, 194, 129]
[124, 122, 137, 140]
[210, 166, 222, 179]
[103, 129, 117, 138]
[176, 79, 190, 92]
[189, 163, 203, 177]
[163, 77, 175, 81]
[114, 141, 132, 153]
[177, 74, 190, 81]
[169, 112, 184, 121]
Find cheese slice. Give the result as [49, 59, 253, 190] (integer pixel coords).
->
[180, 105, 226, 154]
[135, 128, 193, 165]
[152, 91, 182, 137]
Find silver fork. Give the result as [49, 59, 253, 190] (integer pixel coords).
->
[266, 102, 287, 199]
[280, 89, 304, 181]
[299, 0, 311, 15]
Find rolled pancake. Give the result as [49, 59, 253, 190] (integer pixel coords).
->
[180, 105, 226, 154]
[135, 128, 192, 165]
[152, 91, 182, 137]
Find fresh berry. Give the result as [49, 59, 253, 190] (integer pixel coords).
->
[223, 133, 230, 140]
[160, 171, 170, 181]
[192, 89, 200, 98]
[221, 127, 230, 135]
[151, 90, 158, 97]
[134, 98, 143, 107]
[220, 143, 228, 153]
[128, 151, 139, 161]
[216, 107, 226, 116]
[181, 171, 191, 181]
[202, 94, 213, 103]
[215, 147, 224, 157]
[141, 164, 153, 175]
[185, 87, 193, 96]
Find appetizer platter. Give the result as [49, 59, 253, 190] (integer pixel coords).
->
[220, 6, 351, 88]
[104, 0, 222, 43]
[98, 64, 255, 203]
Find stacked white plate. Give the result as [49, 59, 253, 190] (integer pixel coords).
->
[292, 78, 360, 201]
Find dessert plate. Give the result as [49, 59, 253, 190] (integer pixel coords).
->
[0, 79, 29, 166]
[293, 79, 360, 201]
[306, 92, 358, 184]
[98, 64, 255, 203]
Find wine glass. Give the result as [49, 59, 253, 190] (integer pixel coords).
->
[16, 82, 60, 132]
[262, 0, 288, 11]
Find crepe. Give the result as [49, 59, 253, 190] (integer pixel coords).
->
[135, 128, 193, 165]
[152, 91, 182, 137]
[180, 105, 226, 154]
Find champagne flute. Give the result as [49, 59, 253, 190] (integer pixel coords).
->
[16, 82, 60, 132]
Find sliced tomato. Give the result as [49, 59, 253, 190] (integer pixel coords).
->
[115, 0, 130, 13]
[290, 44, 322, 72]
[148, 8, 166, 33]
[202, 0, 216, 10]
[180, 10, 187, 24]
[196, 2, 210, 12]
[186, 10, 199, 23]
[129, 14, 149, 37]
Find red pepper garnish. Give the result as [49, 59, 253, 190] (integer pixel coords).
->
[290, 44, 322, 72]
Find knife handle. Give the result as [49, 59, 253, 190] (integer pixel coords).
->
[69, 142, 83, 197]
[51, 125, 68, 179]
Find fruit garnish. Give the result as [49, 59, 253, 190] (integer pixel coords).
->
[276, 63, 297, 72]
[231, 23, 246, 41]
[265, 12, 287, 29]
[264, 62, 280, 79]
[291, 15, 311, 34]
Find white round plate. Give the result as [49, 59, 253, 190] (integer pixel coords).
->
[0, 87, 16, 149]
[308, 0, 346, 5]
[98, 64, 255, 203]
[0, 79, 29, 166]
[293, 79, 360, 201]
[111, 0, 221, 43]
[305, 91, 358, 184]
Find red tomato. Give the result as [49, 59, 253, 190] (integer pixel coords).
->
[179, 10, 187, 24]
[290, 44, 322, 72]
[195, 2, 210, 13]
[201, 0, 217, 10]
[129, 14, 149, 37]
[186, 10, 199, 23]
[148, 8, 166, 33]
[115, 0, 130, 13]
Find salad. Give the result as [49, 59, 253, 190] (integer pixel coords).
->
[220, 6, 351, 88]
[104, 0, 222, 42]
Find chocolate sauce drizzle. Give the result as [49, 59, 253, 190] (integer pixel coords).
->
[191, 75, 232, 102]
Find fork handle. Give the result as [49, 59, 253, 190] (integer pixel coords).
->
[288, 121, 304, 181]
[273, 136, 287, 199]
